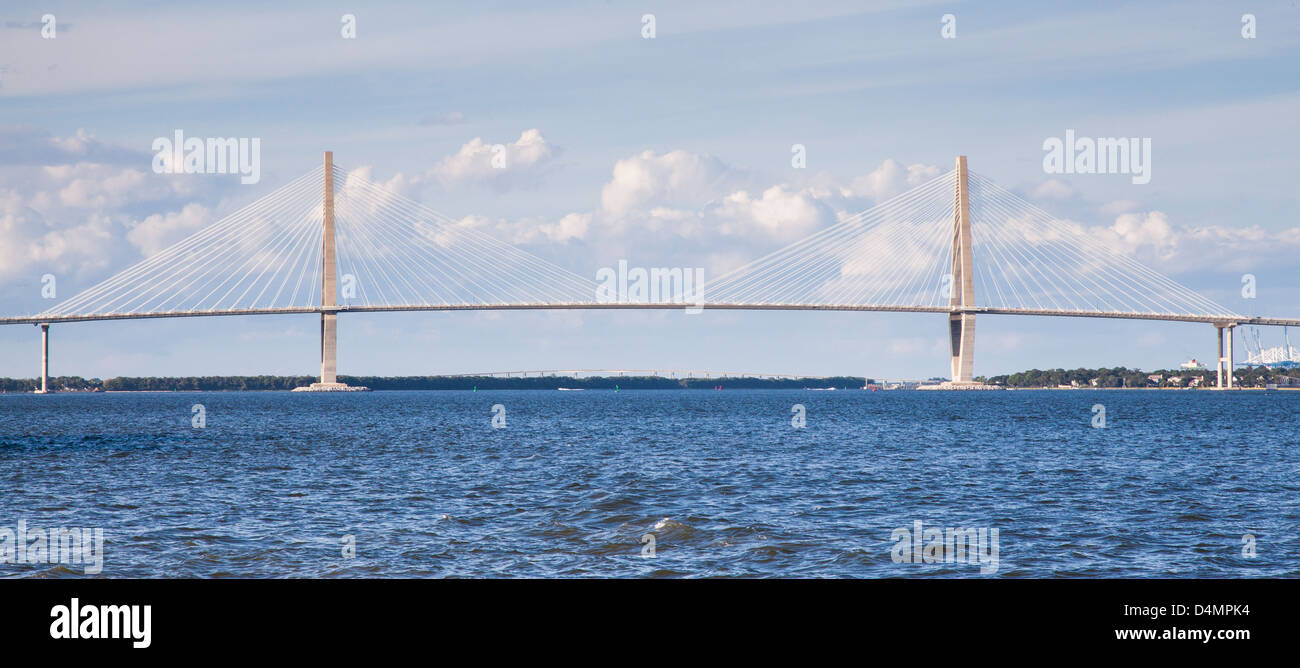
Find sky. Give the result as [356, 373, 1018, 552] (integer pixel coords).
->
[1, 0, 1299, 380]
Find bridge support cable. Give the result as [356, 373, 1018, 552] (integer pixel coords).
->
[11, 151, 1284, 389]
[36, 167, 327, 319]
[704, 170, 958, 307]
[331, 165, 597, 307]
[965, 172, 1236, 318]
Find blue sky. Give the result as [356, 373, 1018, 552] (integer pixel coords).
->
[1, 0, 1298, 379]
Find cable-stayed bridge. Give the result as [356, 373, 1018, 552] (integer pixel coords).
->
[4, 153, 1295, 392]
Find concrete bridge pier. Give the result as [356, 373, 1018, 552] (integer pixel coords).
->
[1214, 322, 1236, 389]
[36, 323, 49, 393]
[294, 151, 366, 392]
[321, 312, 337, 384]
[949, 312, 975, 383]
[938, 156, 992, 389]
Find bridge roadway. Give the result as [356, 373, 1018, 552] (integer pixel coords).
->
[2, 303, 1298, 328]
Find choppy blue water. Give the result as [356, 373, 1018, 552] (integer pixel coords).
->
[1, 389, 1296, 577]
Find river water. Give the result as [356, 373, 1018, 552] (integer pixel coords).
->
[1, 389, 1295, 577]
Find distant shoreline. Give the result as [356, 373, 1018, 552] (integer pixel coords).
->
[0, 374, 869, 393]
[4, 372, 1299, 393]
[6, 365, 1298, 393]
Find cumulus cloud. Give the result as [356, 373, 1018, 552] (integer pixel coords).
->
[1032, 178, 1075, 199]
[451, 153, 953, 278]
[848, 159, 941, 201]
[580, 149, 841, 262]
[341, 144, 862, 265]
[0, 128, 232, 296]
[0, 126, 145, 166]
[512, 149, 1300, 290]
[42, 163, 192, 209]
[600, 150, 741, 216]
[1098, 211, 1178, 259]
[13, 120, 1297, 322]
[0, 192, 119, 283]
[706, 185, 833, 241]
[588, 153, 929, 247]
[1083, 210, 1300, 272]
[449, 212, 592, 246]
[339, 165, 421, 203]
[429, 128, 557, 189]
[125, 203, 212, 256]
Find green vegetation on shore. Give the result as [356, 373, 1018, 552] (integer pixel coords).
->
[7, 367, 1299, 393]
[0, 375, 869, 393]
[987, 366, 1300, 389]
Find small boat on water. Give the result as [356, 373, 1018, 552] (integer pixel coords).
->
[557, 387, 584, 391]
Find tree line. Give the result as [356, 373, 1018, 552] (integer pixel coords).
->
[986, 366, 1300, 389]
[0, 375, 869, 392]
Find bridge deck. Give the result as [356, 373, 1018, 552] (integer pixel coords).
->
[2, 303, 1297, 327]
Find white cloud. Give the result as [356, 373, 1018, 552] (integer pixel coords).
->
[126, 203, 212, 257]
[0, 126, 145, 166]
[0, 193, 117, 283]
[542, 212, 592, 243]
[452, 211, 592, 245]
[430, 128, 556, 189]
[1087, 211, 1300, 272]
[450, 153, 950, 281]
[1099, 211, 1178, 259]
[1032, 178, 1074, 199]
[707, 185, 832, 241]
[339, 165, 421, 204]
[849, 159, 941, 202]
[600, 149, 740, 216]
[0, 128, 232, 295]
